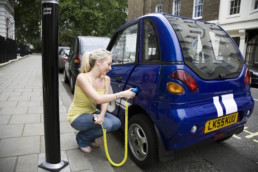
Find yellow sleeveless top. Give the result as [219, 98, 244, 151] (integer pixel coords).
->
[67, 76, 107, 124]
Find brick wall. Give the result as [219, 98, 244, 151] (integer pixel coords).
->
[180, 0, 194, 18]
[128, 0, 220, 21]
[128, 0, 144, 21]
[203, 0, 220, 21]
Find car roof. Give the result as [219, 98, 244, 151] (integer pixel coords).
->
[77, 36, 110, 40]
[115, 13, 216, 31]
[58, 46, 70, 50]
[76, 36, 110, 54]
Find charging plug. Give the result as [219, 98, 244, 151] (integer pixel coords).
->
[132, 87, 139, 93]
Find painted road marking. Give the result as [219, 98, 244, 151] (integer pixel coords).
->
[232, 127, 258, 143]
[243, 130, 258, 139]
[233, 135, 241, 139]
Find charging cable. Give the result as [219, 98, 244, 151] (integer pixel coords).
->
[95, 88, 139, 167]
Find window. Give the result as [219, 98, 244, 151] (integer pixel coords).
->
[193, 0, 204, 19]
[111, 24, 138, 65]
[245, 30, 258, 66]
[232, 37, 240, 47]
[143, 20, 160, 62]
[253, 0, 258, 11]
[167, 16, 244, 80]
[173, 0, 181, 16]
[155, 4, 163, 13]
[230, 0, 241, 15]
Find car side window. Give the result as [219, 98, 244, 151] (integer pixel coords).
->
[111, 24, 138, 65]
[143, 19, 160, 62]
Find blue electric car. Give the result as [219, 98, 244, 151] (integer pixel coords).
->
[106, 13, 254, 168]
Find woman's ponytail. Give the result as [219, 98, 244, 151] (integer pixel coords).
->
[81, 49, 112, 73]
[81, 52, 91, 73]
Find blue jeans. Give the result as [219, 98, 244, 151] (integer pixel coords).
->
[71, 111, 121, 148]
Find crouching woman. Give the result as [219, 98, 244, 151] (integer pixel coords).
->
[67, 49, 135, 153]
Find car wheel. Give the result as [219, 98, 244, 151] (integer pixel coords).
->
[59, 68, 64, 73]
[70, 76, 75, 94]
[64, 70, 69, 84]
[128, 114, 158, 168]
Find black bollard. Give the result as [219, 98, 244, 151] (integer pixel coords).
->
[39, 0, 68, 171]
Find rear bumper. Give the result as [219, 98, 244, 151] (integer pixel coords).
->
[155, 94, 254, 151]
[155, 124, 244, 162]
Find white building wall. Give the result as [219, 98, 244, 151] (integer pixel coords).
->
[0, 0, 15, 39]
[218, 0, 258, 59]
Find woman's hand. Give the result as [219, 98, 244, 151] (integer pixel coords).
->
[93, 114, 104, 125]
[120, 88, 136, 100]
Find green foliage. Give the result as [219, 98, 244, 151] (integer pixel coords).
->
[14, 0, 128, 51]
[14, 0, 41, 51]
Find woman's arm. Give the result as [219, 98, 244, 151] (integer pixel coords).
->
[100, 76, 110, 117]
[76, 74, 135, 104]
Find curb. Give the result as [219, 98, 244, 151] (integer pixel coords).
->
[0, 55, 29, 67]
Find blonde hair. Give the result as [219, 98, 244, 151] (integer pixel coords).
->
[81, 49, 112, 73]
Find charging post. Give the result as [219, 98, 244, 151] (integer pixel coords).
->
[39, 0, 68, 171]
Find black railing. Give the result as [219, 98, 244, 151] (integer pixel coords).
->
[0, 36, 17, 64]
[0, 36, 32, 64]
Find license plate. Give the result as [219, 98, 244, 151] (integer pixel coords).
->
[204, 112, 238, 133]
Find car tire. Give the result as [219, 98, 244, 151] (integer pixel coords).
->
[64, 70, 69, 84]
[70, 76, 75, 94]
[128, 114, 158, 168]
[59, 68, 64, 73]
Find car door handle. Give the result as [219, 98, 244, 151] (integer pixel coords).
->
[115, 76, 123, 82]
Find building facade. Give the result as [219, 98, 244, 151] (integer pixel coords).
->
[128, 0, 258, 67]
[128, 0, 220, 23]
[219, 0, 258, 67]
[0, 0, 15, 39]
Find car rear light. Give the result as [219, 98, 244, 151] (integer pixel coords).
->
[167, 82, 185, 94]
[244, 67, 251, 85]
[74, 55, 80, 64]
[169, 70, 199, 93]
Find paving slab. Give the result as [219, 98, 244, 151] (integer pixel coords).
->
[0, 107, 28, 115]
[0, 136, 40, 157]
[66, 149, 93, 172]
[0, 115, 11, 124]
[10, 114, 40, 124]
[0, 124, 24, 138]
[23, 123, 44, 136]
[16, 154, 38, 172]
[0, 157, 16, 172]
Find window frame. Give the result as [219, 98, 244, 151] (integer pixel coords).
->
[251, 0, 258, 12]
[107, 22, 140, 66]
[155, 4, 163, 13]
[192, 0, 204, 19]
[229, 0, 241, 16]
[173, 0, 181, 16]
[141, 19, 161, 65]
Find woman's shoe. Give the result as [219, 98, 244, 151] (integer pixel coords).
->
[80, 146, 92, 153]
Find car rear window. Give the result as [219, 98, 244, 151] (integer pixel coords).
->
[80, 37, 110, 55]
[166, 16, 244, 80]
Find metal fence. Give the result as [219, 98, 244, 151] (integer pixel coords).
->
[0, 36, 32, 64]
[0, 36, 17, 64]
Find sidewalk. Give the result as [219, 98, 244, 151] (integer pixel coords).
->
[0, 54, 115, 172]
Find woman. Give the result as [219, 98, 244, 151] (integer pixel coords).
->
[67, 49, 135, 153]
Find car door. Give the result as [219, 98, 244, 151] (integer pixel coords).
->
[107, 23, 139, 117]
[127, 18, 161, 118]
[65, 40, 76, 79]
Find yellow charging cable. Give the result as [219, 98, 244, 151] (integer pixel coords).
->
[101, 100, 128, 167]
